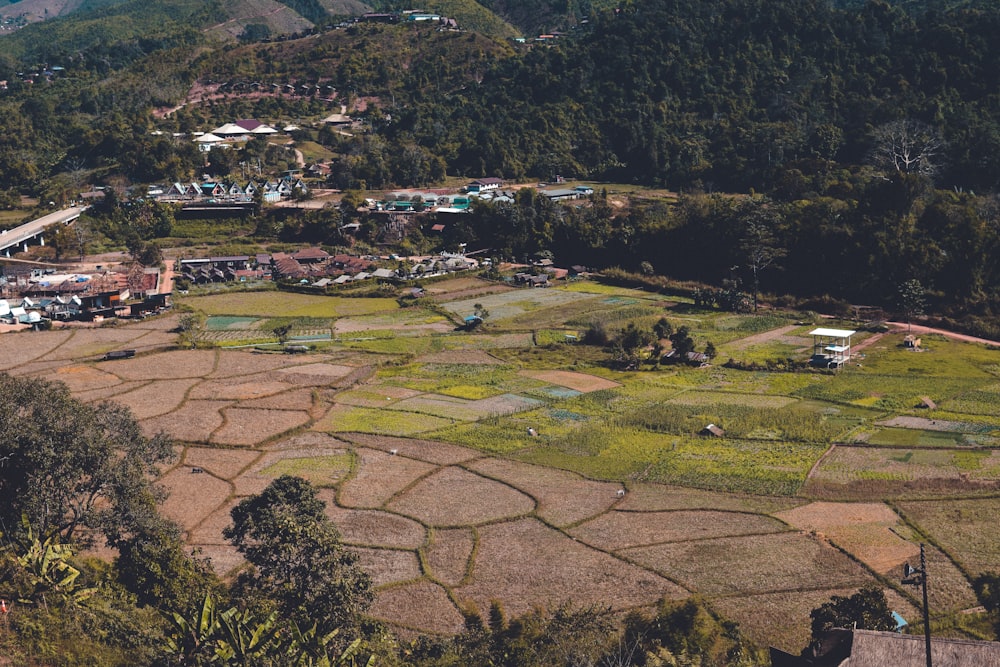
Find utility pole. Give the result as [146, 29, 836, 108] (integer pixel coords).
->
[903, 543, 932, 667]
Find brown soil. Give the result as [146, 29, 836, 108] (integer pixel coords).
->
[351, 547, 422, 588]
[184, 446, 261, 480]
[159, 468, 232, 532]
[466, 458, 620, 527]
[338, 448, 437, 509]
[570, 510, 789, 551]
[424, 528, 474, 586]
[386, 466, 535, 527]
[212, 407, 310, 446]
[371, 581, 465, 635]
[111, 379, 197, 419]
[322, 504, 427, 549]
[141, 399, 229, 442]
[623, 532, 869, 596]
[455, 518, 685, 620]
[102, 350, 218, 380]
[519, 369, 621, 392]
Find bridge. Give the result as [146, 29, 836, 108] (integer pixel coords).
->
[0, 207, 86, 256]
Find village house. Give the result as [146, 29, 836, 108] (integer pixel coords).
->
[467, 177, 503, 194]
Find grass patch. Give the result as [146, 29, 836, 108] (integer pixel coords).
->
[314, 404, 454, 436]
[260, 454, 353, 486]
[896, 498, 1000, 575]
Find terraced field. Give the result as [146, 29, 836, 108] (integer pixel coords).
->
[5, 279, 1000, 652]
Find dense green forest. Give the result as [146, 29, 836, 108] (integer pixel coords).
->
[4, 0, 1000, 324]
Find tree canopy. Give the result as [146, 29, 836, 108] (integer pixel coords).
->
[0, 372, 174, 545]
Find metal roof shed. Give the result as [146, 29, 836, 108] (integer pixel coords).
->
[809, 327, 856, 368]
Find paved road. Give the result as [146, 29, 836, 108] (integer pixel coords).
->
[0, 207, 86, 253]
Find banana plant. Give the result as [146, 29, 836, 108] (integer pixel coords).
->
[13, 518, 97, 606]
[163, 591, 221, 662]
[215, 605, 283, 666]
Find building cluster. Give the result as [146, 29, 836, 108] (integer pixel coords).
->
[155, 178, 308, 204]
[177, 248, 479, 286]
[0, 265, 169, 324]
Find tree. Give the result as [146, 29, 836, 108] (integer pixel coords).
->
[871, 119, 944, 178]
[898, 278, 926, 333]
[807, 585, 895, 652]
[116, 515, 218, 611]
[668, 326, 696, 363]
[177, 311, 206, 348]
[0, 373, 174, 546]
[272, 324, 293, 344]
[224, 476, 373, 640]
[653, 316, 673, 341]
[612, 322, 654, 369]
[740, 199, 786, 312]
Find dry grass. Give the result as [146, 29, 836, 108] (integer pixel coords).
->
[351, 547, 422, 588]
[570, 510, 789, 551]
[159, 468, 232, 532]
[370, 581, 465, 635]
[337, 433, 480, 465]
[322, 504, 427, 549]
[424, 528, 474, 586]
[46, 328, 151, 360]
[188, 378, 294, 400]
[896, 498, 1000, 576]
[775, 502, 919, 573]
[212, 408, 310, 446]
[423, 276, 496, 295]
[618, 483, 805, 514]
[208, 350, 321, 377]
[187, 499, 241, 544]
[622, 532, 870, 596]
[102, 350, 218, 380]
[338, 448, 437, 508]
[240, 388, 316, 410]
[141, 400, 230, 442]
[883, 544, 978, 612]
[466, 458, 620, 527]
[455, 518, 686, 620]
[519, 370, 621, 393]
[386, 466, 535, 527]
[49, 365, 122, 392]
[0, 330, 71, 368]
[74, 380, 147, 402]
[275, 363, 357, 385]
[109, 379, 197, 419]
[184, 447, 261, 480]
[711, 587, 919, 654]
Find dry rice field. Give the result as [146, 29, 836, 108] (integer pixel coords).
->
[1, 303, 987, 655]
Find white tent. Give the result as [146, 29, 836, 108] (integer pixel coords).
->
[250, 125, 278, 134]
[212, 123, 247, 135]
[195, 133, 225, 143]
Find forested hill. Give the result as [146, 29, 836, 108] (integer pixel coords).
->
[388, 0, 1000, 192]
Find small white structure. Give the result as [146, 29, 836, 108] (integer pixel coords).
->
[809, 327, 856, 368]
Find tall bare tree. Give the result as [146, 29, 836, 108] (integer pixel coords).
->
[871, 119, 944, 178]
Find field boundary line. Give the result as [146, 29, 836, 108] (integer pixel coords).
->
[806, 443, 837, 480]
